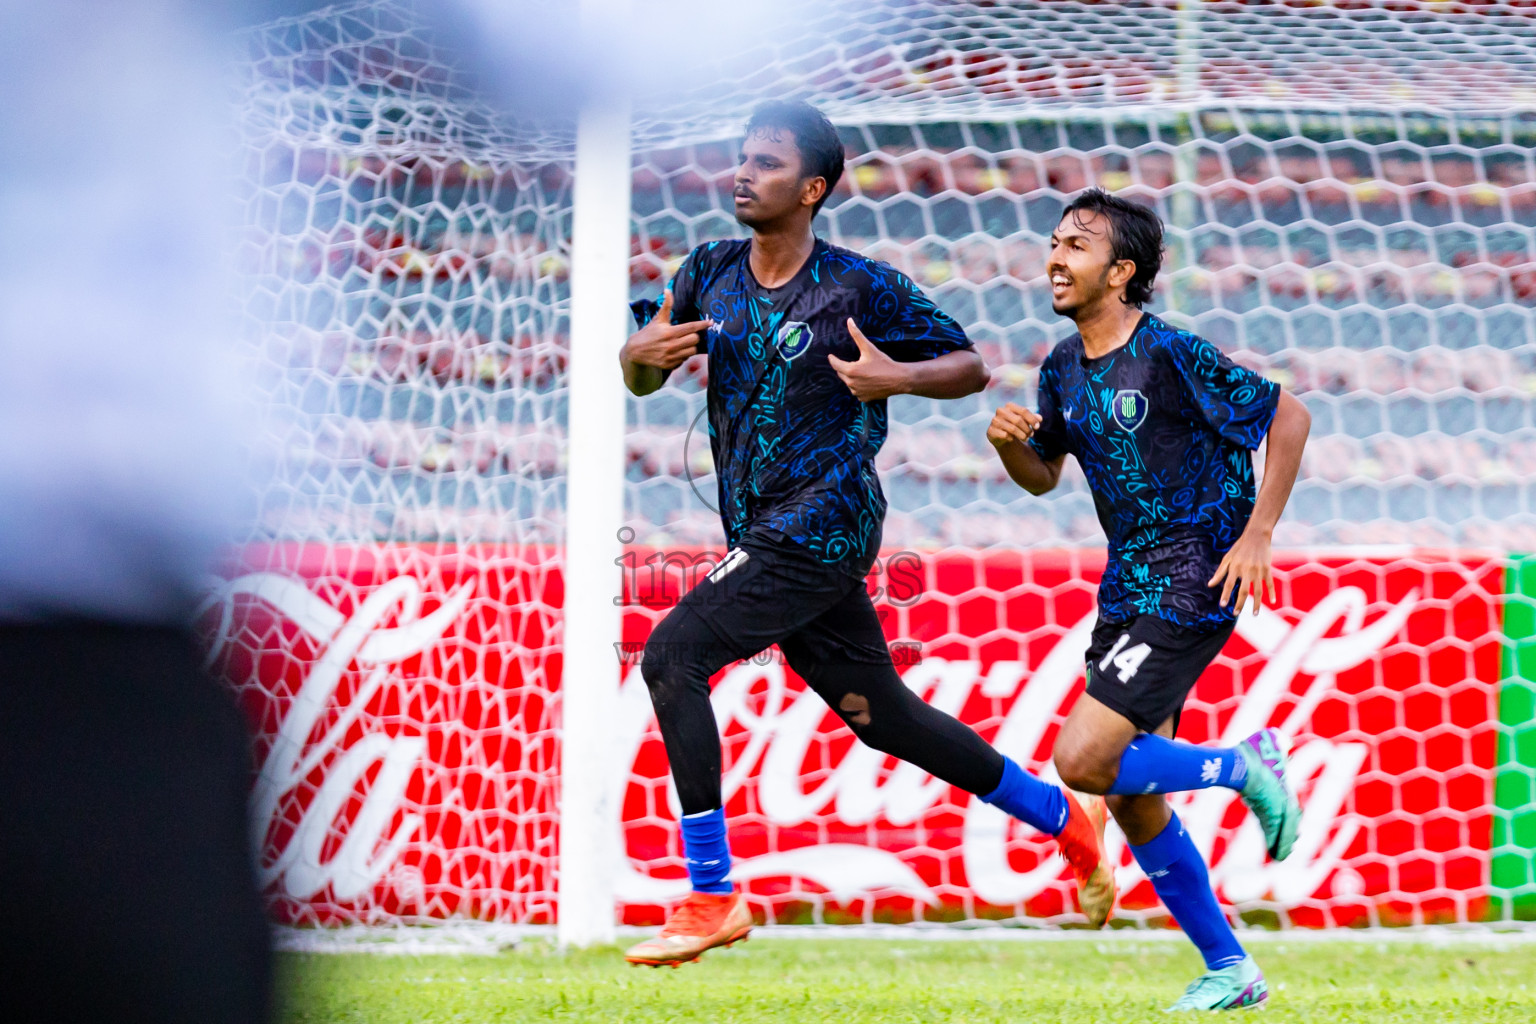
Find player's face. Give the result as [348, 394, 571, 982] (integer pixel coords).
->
[734, 129, 822, 229]
[1047, 209, 1130, 318]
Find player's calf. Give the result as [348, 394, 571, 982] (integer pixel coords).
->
[1095, 729, 1300, 861]
[1103, 732, 1249, 796]
[1094, 727, 1301, 862]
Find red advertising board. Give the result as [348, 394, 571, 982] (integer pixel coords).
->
[202, 545, 1500, 927]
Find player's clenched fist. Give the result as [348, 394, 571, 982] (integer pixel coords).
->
[623, 287, 713, 372]
[987, 402, 1041, 449]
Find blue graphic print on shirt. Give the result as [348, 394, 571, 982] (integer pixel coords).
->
[1029, 313, 1280, 628]
[632, 238, 973, 575]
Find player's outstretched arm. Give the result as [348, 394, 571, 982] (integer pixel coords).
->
[829, 318, 987, 402]
[987, 402, 1064, 495]
[619, 287, 712, 397]
[1209, 389, 1311, 614]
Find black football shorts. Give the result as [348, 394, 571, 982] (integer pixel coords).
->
[1083, 613, 1236, 734]
[642, 535, 893, 672]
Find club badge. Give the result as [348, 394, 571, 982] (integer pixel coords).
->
[1111, 388, 1148, 431]
[776, 321, 813, 361]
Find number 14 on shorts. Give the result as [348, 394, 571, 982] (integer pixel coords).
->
[1100, 633, 1151, 683]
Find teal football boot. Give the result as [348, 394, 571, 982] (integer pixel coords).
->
[1238, 727, 1301, 861]
[1166, 956, 1269, 1012]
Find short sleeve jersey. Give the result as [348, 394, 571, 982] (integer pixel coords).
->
[1030, 313, 1280, 629]
[632, 238, 973, 575]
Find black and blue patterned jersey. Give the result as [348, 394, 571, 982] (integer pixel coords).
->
[1030, 313, 1280, 629]
[631, 237, 973, 575]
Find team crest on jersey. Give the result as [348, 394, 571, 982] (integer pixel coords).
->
[776, 321, 813, 361]
[1111, 389, 1148, 431]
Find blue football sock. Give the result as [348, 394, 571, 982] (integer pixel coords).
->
[1106, 733, 1247, 796]
[680, 807, 733, 894]
[980, 756, 1070, 836]
[1129, 812, 1245, 971]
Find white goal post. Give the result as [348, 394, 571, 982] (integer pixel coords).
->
[558, 0, 635, 951]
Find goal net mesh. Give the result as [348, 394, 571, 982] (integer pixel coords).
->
[209, 0, 1536, 929]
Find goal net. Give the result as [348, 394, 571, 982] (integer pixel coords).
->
[207, 0, 1536, 931]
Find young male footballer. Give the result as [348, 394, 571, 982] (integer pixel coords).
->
[988, 188, 1312, 1011]
[619, 102, 1118, 966]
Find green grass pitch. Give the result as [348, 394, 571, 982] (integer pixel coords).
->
[278, 935, 1536, 1023]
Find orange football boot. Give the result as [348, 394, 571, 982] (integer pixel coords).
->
[1057, 788, 1116, 928]
[624, 891, 752, 967]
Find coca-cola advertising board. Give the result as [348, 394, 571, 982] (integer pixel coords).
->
[202, 545, 1512, 927]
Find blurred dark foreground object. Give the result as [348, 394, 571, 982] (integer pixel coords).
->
[0, 623, 271, 1024]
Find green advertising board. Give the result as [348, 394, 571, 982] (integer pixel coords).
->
[1495, 557, 1536, 918]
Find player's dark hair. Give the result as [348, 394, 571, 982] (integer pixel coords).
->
[744, 100, 845, 216]
[1061, 188, 1164, 307]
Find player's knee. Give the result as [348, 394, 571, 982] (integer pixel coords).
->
[845, 721, 884, 751]
[1053, 744, 1116, 795]
[640, 619, 693, 704]
[638, 647, 676, 703]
